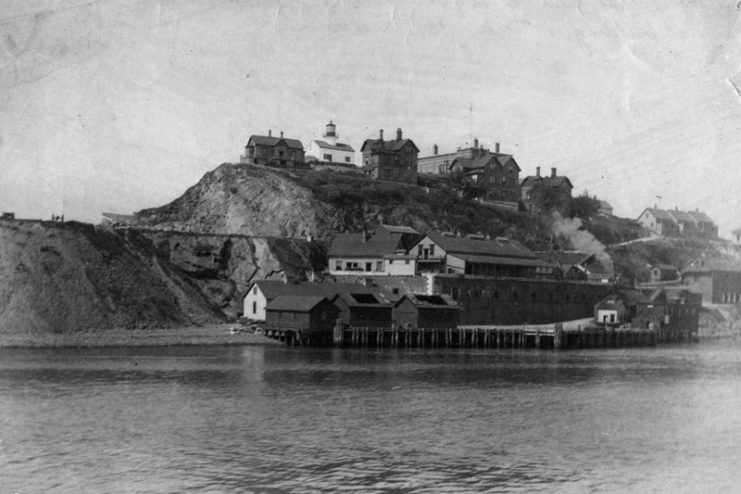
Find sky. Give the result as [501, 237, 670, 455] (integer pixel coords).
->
[1, 0, 741, 236]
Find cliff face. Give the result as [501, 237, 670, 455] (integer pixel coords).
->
[136, 164, 334, 238]
[142, 231, 324, 317]
[135, 163, 542, 243]
[0, 220, 322, 337]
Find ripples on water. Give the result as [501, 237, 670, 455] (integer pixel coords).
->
[1, 343, 741, 492]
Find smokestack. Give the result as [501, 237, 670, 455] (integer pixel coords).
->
[433, 144, 438, 155]
[280, 131, 284, 138]
[268, 129, 272, 137]
[396, 128, 402, 141]
[551, 167, 557, 178]
[495, 142, 500, 153]
[379, 129, 384, 140]
[536, 167, 541, 177]
[474, 138, 478, 149]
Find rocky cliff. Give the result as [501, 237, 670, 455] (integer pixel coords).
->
[0, 220, 322, 338]
[135, 163, 544, 243]
[136, 164, 334, 238]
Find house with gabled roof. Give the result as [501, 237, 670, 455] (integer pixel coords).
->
[305, 121, 355, 165]
[417, 140, 521, 202]
[410, 232, 553, 278]
[361, 128, 419, 184]
[687, 210, 718, 238]
[240, 130, 305, 167]
[667, 208, 697, 236]
[520, 167, 573, 212]
[265, 295, 339, 333]
[331, 291, 393, 328]
[637, 207, 717, 239]
[243, 280, 379, 321]
[637, 207, 681, 237]
[393, 294, 459, 329]
[328, 225, 423, 276]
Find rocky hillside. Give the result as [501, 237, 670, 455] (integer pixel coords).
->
[136, 163, 557, 246]
[0, 220, 321, 338]
[136, 164, 334, 238]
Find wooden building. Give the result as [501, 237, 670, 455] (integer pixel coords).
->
[243, 280, 378, 321]
[360, 128, 419, 184]
[331, 292, 393, 328]
[594, 290, 663, 328]
[393, 294, 459, 329]
[681, 263, 741, 304]
[265, 295, 339, 333]
[411, 232, 554, 278]
[520, 167, 573, 213]
[240, 130, 305, 167]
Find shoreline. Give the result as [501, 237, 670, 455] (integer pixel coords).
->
[0, 324, 282, 349]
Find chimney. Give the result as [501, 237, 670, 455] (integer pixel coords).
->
[280, 131, 284, 138]
[396, 128, 402, 141]
[474, 138, 478, 149]
[551, 167, 557, 178]
[536, 166, 541, 177]
[268, 129, 272, 137]
[495, 142, 500, 153]
[379, 129, 384, 140]
[433, 144, 438, 155]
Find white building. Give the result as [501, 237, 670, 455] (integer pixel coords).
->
[305, 121, 355, 165]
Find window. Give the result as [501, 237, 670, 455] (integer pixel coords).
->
[429, 245, 435, 256]
[335, 260, 342, 271]
[345, 156, 351, 163]
[324, 154, 332, 161]
[376, 261, 383, 272]
[418, 245, 423, 256]
[405, 260, 410, 264]
[253, 286, 257, 294]
[252, 301, 257, 314]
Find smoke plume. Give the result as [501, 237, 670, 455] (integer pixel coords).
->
[550, 212, 614, 274]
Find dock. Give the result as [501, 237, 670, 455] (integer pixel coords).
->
[263, 319, 696, 349]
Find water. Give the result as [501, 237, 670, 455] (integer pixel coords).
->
[2, 343, 741, 493]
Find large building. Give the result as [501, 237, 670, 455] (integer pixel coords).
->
[520, 167, 573, 213]
[637, 207, 718, 239]
[410, 232, 554, 278]
[360, 128, 419, 184]
[240, 130, 305, 167]
[305, 121, 356, 165]
[681, 260, 741, 304]
[417, 140, 521, 202]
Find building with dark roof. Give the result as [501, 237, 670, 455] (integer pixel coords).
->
[265, 295, 339, 333]
[331, 291, 393, 328]
[594, 289, 664, 328]
[520, 167, 573, 213]
[240, 130, 305, 167]
[243, 280, 378, 321]
[411, 232, 553, 278]
[361, 128, 419, 184]
[328, 225, 423, 276]
[417, 140, 521, 202]
[637, 207, 717, 239]
[393, 294, 459, 329]
[305, 121, 356, 165]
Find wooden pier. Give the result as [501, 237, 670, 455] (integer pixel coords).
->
[263, 321, 696, 349]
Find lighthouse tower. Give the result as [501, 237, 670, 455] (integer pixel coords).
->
[323, 121, 338, 146]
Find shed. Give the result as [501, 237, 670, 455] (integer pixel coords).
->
[265, 296, 339, 333]
[393, 294, 459, 329]
[331, 292, 393, 328]
[594, 293, 629, 325]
